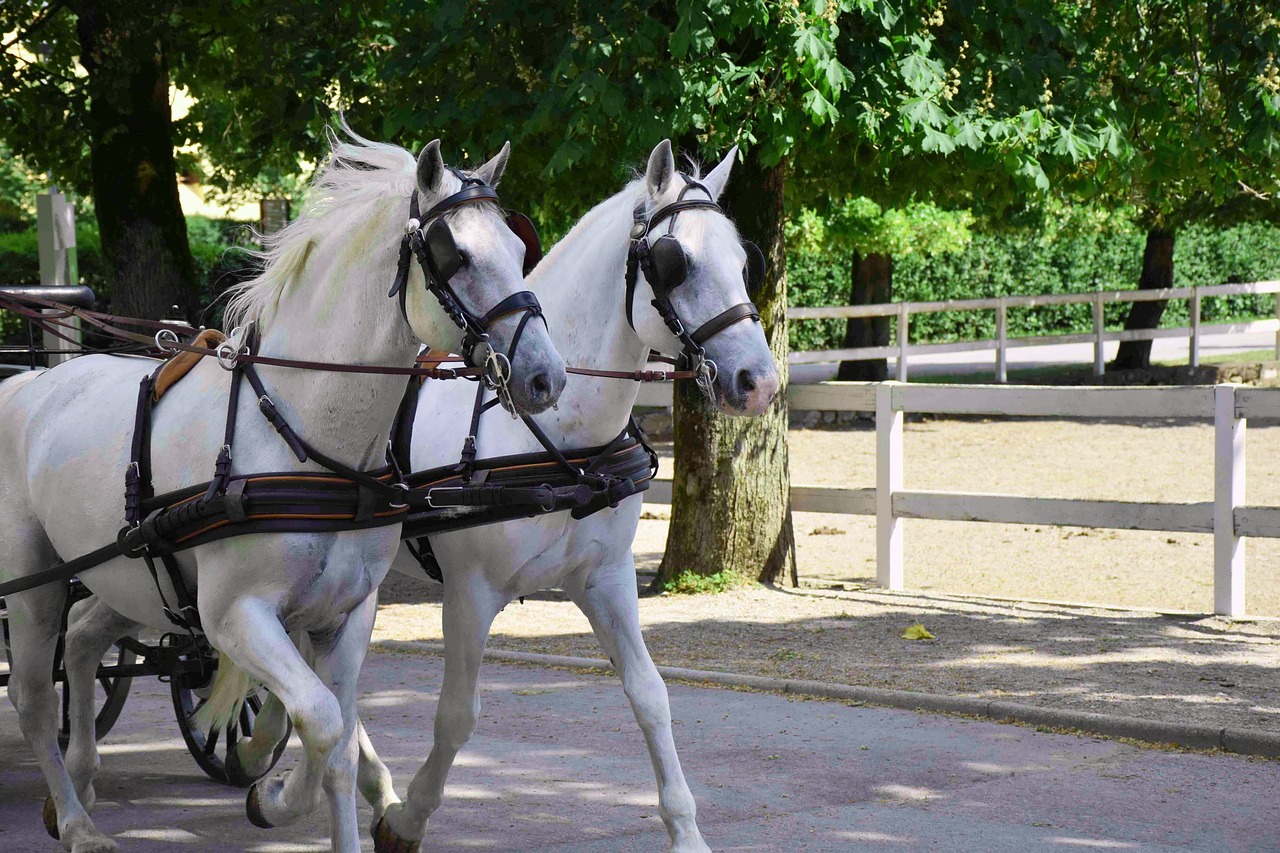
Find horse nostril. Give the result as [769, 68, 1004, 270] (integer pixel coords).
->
[530, 372, 552, 400]
[735, 368, 756, 395]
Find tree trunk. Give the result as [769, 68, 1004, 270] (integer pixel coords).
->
[836, 252, 892, 381]
[656, 157, 797, 589]
[74, 3, 197, 321]
[1110, 227, 1175, 371]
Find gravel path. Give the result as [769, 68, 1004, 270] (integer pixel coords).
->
[374, 576, 1280, 743]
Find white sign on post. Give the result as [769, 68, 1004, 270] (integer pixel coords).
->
[36, 189, 79, 366]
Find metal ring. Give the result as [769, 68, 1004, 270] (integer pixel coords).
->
[389, 482, 410, 510]
[154, 328, 180, 353]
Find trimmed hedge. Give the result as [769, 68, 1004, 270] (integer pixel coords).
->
[787, 221, 1280, 352]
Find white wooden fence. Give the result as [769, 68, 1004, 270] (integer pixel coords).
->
[643, 381, 1280, 617]
[788, 280, 1280, 381]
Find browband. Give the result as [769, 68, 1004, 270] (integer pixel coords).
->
[422, 184, 500, 221]
[646, 198, 722, 233]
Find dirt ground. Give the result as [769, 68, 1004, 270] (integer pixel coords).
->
[373, 416, 1280, 740]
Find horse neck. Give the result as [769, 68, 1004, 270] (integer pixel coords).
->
[253, 224, 419, 469]
[530, 189, 651, 446]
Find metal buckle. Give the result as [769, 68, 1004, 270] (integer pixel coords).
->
[424, 487, 459, 509]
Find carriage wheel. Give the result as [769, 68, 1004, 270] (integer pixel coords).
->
[171, 656, 291, 787]
[0, 596, 134, 746]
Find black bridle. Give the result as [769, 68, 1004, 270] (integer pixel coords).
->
[624, 175, 766, 398]
[387, 167, 546, 408]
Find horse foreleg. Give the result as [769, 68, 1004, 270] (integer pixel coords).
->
[202, 597, 344, 834]
[310, 592, 378, 853]
[356, 718, 400, 826]
[6, 579, 119, 853]
[376, 580, 502, 851]
[568, 561, 710, 853]
[63, 596, 140, 811]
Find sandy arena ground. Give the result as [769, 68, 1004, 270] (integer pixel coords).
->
[642, 417, 1280, 616]
[374, 417, 1280, 741]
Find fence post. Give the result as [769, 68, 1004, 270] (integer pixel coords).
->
[1274, 292, 1280, 361]
[1189, 286, 1201, 368]
[1214, 384, 1245, 617]
[876, 382, 904, 590]
[895, 303, 909, 382]
[995, 298, 1008, 383]
[1092, 292, 1105, 377]
[37, 188, 79, 367]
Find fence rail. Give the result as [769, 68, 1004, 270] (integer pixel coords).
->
[788, 279, 1280, 381]
[643, 380, 1276, 617]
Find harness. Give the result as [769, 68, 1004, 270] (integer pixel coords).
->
[0, 170, 763, 606]
[389, 372, 658, 582]
[0, 171, 556, 623]
[387, 168, 546, 410]
[625, 175, 766, 398]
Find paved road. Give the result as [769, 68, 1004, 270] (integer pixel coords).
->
[3, 647, 1278, 851]
[790, 330, 1278, 383]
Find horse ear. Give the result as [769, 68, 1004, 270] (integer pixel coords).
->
[700, 145, 738, 200]
[475, 141, 511, 187]
[417, 140, 445, 193]
[645, 139, 675, 197]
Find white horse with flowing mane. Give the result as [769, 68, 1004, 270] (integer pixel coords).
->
[363, 140, 779, 853]
[0, 130, 565, 852]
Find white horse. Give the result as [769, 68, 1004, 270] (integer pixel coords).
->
[0, 131, 566, 852]
[364, 140, 780, 852]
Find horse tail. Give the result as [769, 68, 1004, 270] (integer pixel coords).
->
[191, 653, 260, 732]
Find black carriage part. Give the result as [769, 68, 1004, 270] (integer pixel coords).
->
[0, 579, 133, 746]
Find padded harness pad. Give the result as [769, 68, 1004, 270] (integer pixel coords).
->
[153, 328, 227, 402]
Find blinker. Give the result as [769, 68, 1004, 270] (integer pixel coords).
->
[423, 220, 465, 281]
[743, 240, 766, 297]
[647, 235, 688, 295]
[505, 212, 542, 276]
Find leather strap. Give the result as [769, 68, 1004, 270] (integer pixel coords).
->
[422, 184, 499, 219]
[479, 290, 542, 328]
[690, 302, 760, 345]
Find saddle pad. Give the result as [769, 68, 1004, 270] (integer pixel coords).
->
[153, 328, 227, 401]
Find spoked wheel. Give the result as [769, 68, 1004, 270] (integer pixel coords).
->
[0, 593, 135, 747]
[171, 653, 291, 787]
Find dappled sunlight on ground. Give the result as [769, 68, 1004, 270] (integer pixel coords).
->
[373, 578, 1280, 738]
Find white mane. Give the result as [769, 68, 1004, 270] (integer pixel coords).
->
[222, 127, 417, 330]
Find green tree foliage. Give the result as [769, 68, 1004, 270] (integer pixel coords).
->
[1061, 3, 1280, 367]
[0, 2, 395, 317]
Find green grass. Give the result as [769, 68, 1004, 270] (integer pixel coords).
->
[659, 569, 751, 595]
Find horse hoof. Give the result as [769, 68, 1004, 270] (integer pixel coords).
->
[245, 783, 274, 829]
[42, 795, 59, 840]
[224, 744, 262, 788]
[373, 815, 421, 853]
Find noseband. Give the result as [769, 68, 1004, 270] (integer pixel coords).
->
[624, 175, 763, 398]
[388, 168, 546, 408]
